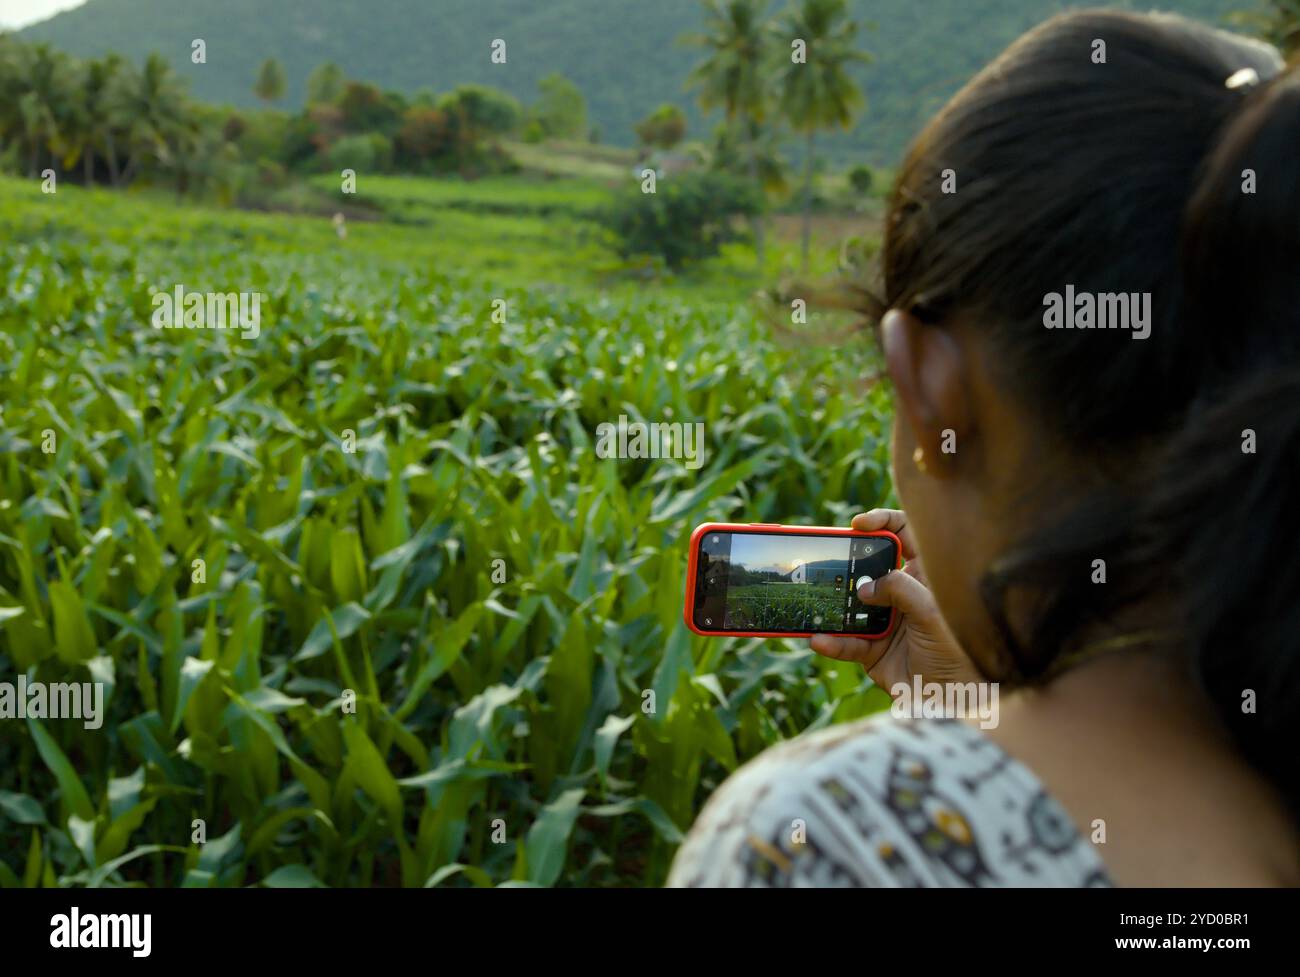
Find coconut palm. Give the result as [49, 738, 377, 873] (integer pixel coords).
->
[0, 38, 26, 167]
[682, 0, 774, 270]
[171, 105, 239, 200]
[9, 44, 78, 178]
[772, 0, 869, 270]
[254, 58, 288, 105]
[106, 53, 190, 186]
[79, 54, 127, 185]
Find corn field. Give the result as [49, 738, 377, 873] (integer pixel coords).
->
[0, 177, 895, 887]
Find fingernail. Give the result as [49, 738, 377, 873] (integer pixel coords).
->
[858, 578, 875, 599]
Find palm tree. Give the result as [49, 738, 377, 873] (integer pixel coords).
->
[79, 54, 126, 185]
[0, 37, 26, 166]
[171, 116, 238, 200]
[106, 53, 190, 186]
[772, 0, 869, 270]
[683, 0, 774, 270]
[306, 61, 346, 104]
[11, 44, 77, 178]
[254, 57, 287, 105]
[710, 118, 788, 197]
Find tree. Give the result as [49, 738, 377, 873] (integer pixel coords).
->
[12, 44, 79, 178]
[635, 103, 687, 150]
[709, 118, 787, 196]
[395, 106, 453, 168]
[847, 163, 873, 195]
[530, 72, 587, 140]
[683, 0, 774, 270]
[437, 84, 522, 174]
[106, 52, 190, 185]
[601, 169, 761, 270]
[171, 110, 239, 200]
[337, 81, 404, 135]
[305, 62, 347, 105]
[79, 54, 126, 184]
[772, 0, 868, 270]
[253, 57, 287, 105]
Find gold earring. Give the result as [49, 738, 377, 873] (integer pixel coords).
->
[912, 445, 928, 474]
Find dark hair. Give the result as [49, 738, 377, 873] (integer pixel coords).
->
[882, 11, 1300, 815]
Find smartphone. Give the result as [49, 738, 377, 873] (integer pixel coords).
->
[685, 522, 902, 639]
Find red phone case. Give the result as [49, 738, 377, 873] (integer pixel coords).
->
[684, 522, 903, 640]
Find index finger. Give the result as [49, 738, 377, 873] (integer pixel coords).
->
[809, 633, 889, 672]
[851, 508, 919, 561]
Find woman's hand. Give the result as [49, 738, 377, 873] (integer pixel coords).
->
[809, 508, 984, 693]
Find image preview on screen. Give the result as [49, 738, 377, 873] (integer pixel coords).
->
[715, 532, 893, 633]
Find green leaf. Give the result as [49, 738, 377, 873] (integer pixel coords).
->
[27, 718, 94, 821]
[394, 602, 482, 720]
[171, 656, 214, 733]
[424, 863, 493, 888]
[342, 719, 403, 828]
[48, 581, 97, 664]
[262, 864, 327, 888]
[68, 814, 97, 868]
[525, 787, 585, 887]
[0, 790, 46, 825]
[594, 714, 636, 785]
[294, 602, 371, 662]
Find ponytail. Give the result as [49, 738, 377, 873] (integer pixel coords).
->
[1138, 368, 1300, 817]
[1145, 66, 1300, 815]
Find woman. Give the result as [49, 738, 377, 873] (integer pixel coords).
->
[668, 9, 1300, 887]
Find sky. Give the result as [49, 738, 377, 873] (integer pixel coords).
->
[0, 0, 85, 30]
[729, 534, 851, 575]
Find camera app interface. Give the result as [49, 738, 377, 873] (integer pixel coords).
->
[695, 531, 896, 634]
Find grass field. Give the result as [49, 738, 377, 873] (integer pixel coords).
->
[0, 162, 896, 888]
[724, 584, 844, 631]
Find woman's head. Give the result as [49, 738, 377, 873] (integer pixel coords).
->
[874, 11, 1300, 806]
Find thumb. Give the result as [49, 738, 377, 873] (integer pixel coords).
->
[857, 569, 940, 626]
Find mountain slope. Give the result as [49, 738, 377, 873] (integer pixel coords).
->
[19, 0, 1255, 162]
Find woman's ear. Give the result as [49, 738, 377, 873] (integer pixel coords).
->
[880, 309, 975, 473]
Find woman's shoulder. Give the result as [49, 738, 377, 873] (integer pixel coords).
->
[666, 714, 1112, 887]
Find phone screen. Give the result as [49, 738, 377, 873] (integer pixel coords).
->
[693, 530, 898, 635]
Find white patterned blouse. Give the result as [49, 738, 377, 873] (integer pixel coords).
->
[667, 714, 1112, 887]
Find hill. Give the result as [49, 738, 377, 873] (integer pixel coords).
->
[20, 0, 1257, 163]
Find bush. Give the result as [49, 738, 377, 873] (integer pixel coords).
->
[521, 120, 546, 144]
[634, 104, 687, 150]
[600, 170, 762, 270]
[529, 73, 587, 141]
[395, 107, 454, 169]
[337, 81, 404, 136]
[437, 84, 523, 141]
[847, 164, 874, 195]
[327, 133, 392, 174]
[255, 157, 287, 187]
